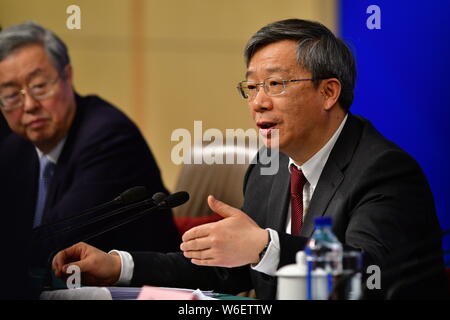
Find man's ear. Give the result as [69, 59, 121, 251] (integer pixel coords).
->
[320, 78, 341, 111]
[63, 64, 73, 85]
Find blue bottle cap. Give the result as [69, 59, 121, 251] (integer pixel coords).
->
[314, 216, 332, 226]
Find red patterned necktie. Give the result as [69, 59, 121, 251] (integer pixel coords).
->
[290, 165, 307, 236]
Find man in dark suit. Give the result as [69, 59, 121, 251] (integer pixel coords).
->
[0, 22, 180, 272]
[1, 113, 34, 299]
[0, 112, 9, 140]
[52, 19, 447, 299]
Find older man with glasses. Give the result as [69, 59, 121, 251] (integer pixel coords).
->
[0, 22, 181, 274]
[52, 18, 447, 300]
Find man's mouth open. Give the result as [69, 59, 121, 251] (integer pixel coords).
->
[257, 121, 277, 137]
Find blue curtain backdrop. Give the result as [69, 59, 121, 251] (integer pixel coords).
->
[339, 0, 450, 256]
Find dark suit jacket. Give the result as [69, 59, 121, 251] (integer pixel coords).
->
[1, 113, 34, 298]
[129, 113, 446, 299]
[0, 94, 180, 268]
[0, 112, 10, 141]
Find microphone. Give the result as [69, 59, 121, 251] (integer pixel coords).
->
[32, 186, 150, 234]
[33, 191, 190, 267]
[30, 188, 161, 259]
[91, 191, 189, 234]
[152, 192, 168, 205]
[159, 191, 189, 208]
[64, 191, 189, 244]
[114, 186, 149, 204]
[34, 189, 163, 244]
[30, 190, 190, 293]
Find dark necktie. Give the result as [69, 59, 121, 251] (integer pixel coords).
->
[290, 165, 307, 236]
[33, 156, 56, 228]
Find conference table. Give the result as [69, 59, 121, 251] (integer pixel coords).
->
[40, 286, 252, 300]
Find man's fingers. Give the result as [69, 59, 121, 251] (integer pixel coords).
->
[57, 243, 86, 263]
[52, 242, 87, 276]
[183, 248, 214, 261]
[190, 258, 215, 266]
[182, 197, 243, 243]
[52, 249, 72, 276]
[181, 223, 212, 242]
[207, 195, 239, 218]
[180, 237, 211, 252]
[65, 242, 88, 258]
[61, 261, 84, 274]
[52, 252, 64, 277]
[190, 256, 229, 267]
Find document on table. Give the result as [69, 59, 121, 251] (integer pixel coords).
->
[40, 286, 217, 300]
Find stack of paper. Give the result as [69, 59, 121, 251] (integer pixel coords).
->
[40, 286, 218, 300]
[136, 286, 217, 300]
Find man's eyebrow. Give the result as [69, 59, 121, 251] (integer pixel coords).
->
[266, 67, 290, 74]
[26, 68, 46, 82]
[0, 69, 48, 89]
[0, 81, 19, 89]
[245, 67, 290, 79]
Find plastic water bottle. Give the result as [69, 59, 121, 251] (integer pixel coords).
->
[341, 250, 363, 300]
[305, 216, 343, 300]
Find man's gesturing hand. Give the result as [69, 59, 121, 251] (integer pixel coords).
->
[52, 242, 121, 286]
[180, 195, 269, 267]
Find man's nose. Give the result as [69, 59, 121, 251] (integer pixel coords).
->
[249, 86, 273, 113]
[22, 91, 41, 113]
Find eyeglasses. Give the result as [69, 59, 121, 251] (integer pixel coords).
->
[0, 77, 60, 112]
[236, 76, 321, 100]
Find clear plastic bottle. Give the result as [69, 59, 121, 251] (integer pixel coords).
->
[342, 250, 363, 300]
[305, 216, 343, 300]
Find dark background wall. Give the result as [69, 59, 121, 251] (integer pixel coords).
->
[340, 0, 450, 258]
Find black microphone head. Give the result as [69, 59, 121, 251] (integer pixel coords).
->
[160, 191, 189, 208]
[116, 186, 149, 204]
[152, 192, 168, 205]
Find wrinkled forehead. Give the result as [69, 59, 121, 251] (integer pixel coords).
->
[0, 44, 55, 86]
[246, 67, 292, 79]
[245, 40, 306, 79]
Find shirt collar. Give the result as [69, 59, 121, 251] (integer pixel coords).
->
[288, 114, 348, 190]
[35, 137, 67, 164]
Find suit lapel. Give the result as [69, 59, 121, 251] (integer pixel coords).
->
[43, 163, 60, 222]
[26, 146, 40, 227]
[300, 113, 363, 238]
[42, 101, 81, 224]
[301, 161, 343, 237]
[9, 138, 40, 228]
[42, 140, 71, 224]
[266, 154, 291, 231]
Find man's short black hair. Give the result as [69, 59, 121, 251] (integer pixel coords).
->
[245, 19, 356, 110]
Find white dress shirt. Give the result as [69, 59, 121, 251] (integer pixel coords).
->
[113, 115, 348, 284]
[33, 138, 67, 227]
[35, 137, 67, 164]
[252, 115, 347, 276]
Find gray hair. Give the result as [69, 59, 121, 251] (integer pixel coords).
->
[244, 19, 356, 110]
[0, 21, 70, 76]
